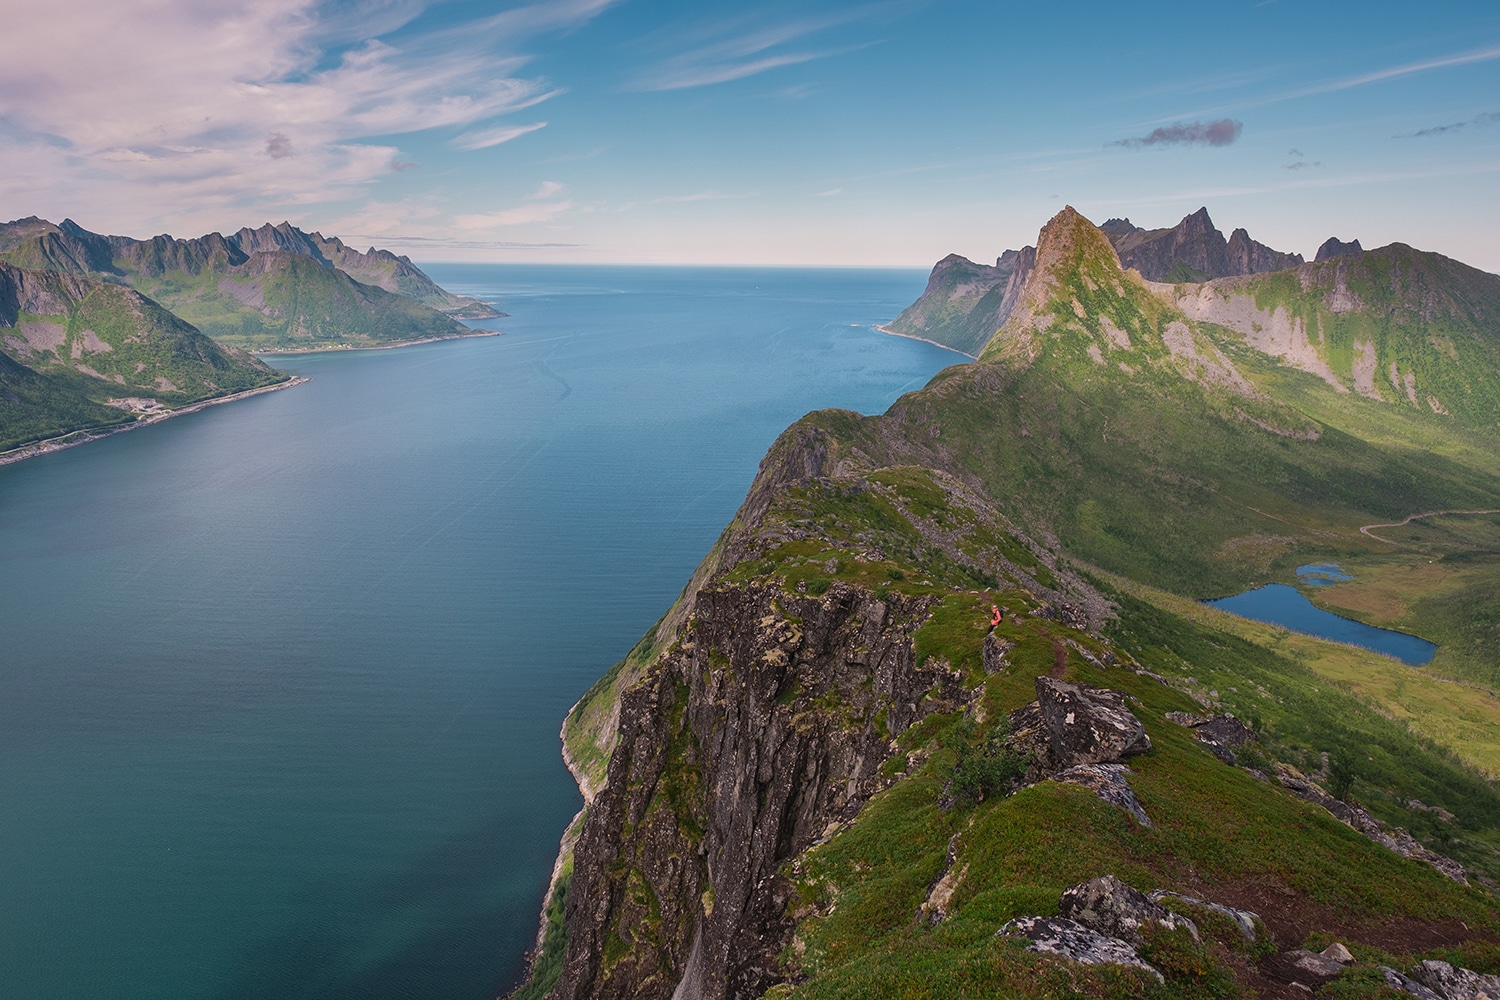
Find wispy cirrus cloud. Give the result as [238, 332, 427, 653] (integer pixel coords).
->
[628, 6, 890, 92]
[1160, 43, 1500, 121]
[1396, 110, 1500, 138]
[1111, 119, 1244, 149]
[0, 0, 616, 233]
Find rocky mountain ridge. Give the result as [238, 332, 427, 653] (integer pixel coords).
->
[888, 206, 1344, 357]
[517, 206, 1500, 1000]
[0, 216, 501, 350]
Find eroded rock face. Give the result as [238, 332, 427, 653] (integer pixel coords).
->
[1058, 875, 1196, 947]
[551, 581, 958, 1000]
[1034, 677, 1151, 771]
[997, 916, 1162, 982]
[1409, 959, 1500, 1000]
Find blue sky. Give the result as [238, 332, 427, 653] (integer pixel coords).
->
[1, 0, 1497, 268]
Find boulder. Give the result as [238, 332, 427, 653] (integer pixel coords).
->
[1409, 959, 1500, 1000]
[997, 916, 1162, 982]
[1285, 949, 1347, 979]
[1197, 714, 1255, 748]
[1321, 942, 1354, 964]
[1034, 677, 1151, 770]
[1058, 875, 1197, 946]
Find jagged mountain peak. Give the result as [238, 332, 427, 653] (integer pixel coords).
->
[1316, 236, 1364, 261]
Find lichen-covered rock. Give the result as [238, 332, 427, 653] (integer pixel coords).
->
[1058, 875, 1196, 946]
[1053, 764, 1151, 825]
[1034, 677, 1151, 771]
[1197, 714, 1255, 748]
[1147, 891, 1260, 942]
[1380, 966, 1443, 1000]
[1409, 959, 1500, 1000]
[997, 915, 1163, 982]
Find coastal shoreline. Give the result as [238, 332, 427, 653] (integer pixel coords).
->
[0, 376, 310, 468]
[873, 323, 976, 359]
[253, 328, 502, 357]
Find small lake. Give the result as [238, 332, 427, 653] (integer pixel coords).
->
[1206, 583, 1437, 666]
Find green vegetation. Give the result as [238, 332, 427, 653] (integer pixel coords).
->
[0, 264, 288, 453]
[535, 208, 1500, 999]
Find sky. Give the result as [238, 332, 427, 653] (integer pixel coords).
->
[1, 0, 1497, 268]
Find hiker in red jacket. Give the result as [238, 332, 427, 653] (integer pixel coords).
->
[989, 604, 1003, 631]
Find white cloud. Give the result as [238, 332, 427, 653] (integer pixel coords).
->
[528, 181, 566, 200]
[452, 122, 549, 151]
[630, 8, 883, 92]
[0, 0, 615, 232]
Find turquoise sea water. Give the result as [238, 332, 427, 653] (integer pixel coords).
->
[1205, 584, 1437, 666]
[0, 265, 955, 1000]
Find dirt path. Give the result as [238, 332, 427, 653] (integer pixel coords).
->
[1358, 508, 1500, 544]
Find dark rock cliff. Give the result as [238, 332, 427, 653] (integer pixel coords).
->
[1104, 208, 1302, 281]
[550, 579, 965, 1000]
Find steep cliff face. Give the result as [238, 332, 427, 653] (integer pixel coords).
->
[883, 249, 1032, 357]
[553, 581, 958, 1000]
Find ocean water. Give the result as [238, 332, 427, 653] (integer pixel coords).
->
[0, 265, 956, 1000]
[1205, 583, 1437, 666]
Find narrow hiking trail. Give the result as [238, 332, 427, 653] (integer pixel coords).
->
[1359, 509, 1500, 544]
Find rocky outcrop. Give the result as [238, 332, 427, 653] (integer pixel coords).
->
[1058, 875, 1197, 947]
[997, 916, 1163, 981]
[1316, 237, 1364, 261]
[1032, 677, 1151, 772]
[1147, 891, 1260, 942]
[1275, 765, 1467, 883]
[1052, 763, 1152, 825]
[1382, 966, 1444, 1000]
[550, 581, 962, 1000]
[1167, 711, 1256, 765]
[1410, 959, 1500, 999]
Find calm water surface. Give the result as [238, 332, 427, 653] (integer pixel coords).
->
[1206, 583, 1437, 666]
[0, 265, 955, 1000]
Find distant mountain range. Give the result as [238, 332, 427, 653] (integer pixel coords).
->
[885, 207, 1500, 415]
[0, 216, 506, 456]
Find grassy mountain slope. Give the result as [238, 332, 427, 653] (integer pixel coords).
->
[522, 208, 1500, 1000]
[0, 217, 496, 350]
[884, 251, 1027, 357]
[0, 261, 287, 452]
